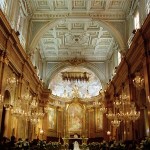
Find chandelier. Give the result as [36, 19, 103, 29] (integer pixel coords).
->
[106, 109, 116, 121]
[30, 117, 40, 124]
[99, 104, 107, 113]
[11, 98, 24, 117]
[111, 117, 121, 128]
[30, 97, 38, 109]
[106, 107, 121, 128]
[128, 103, 140, 122]
[7, 74, 18, 85]
[107, 90, 140, 128]
[24, 110, 31, 121]
[61, 71, 90, 82]
[30, 108, 45, 124]
[22, 93, 32, 102]
[133, 72, 144, 89]
[11, 106, 24, 117]
[113, 97, 121, 108]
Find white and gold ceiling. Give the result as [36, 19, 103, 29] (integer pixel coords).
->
[26, 0, 132, 98]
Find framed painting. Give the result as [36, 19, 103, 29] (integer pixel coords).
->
[68, 103, 83, 132]
[96, 109, 103, 131]
[48, 107, 56, 130]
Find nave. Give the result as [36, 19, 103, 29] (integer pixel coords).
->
[0, 0, 150, 150]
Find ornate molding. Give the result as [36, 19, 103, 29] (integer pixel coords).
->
[66, 58, 86, 66]
[31, 12, 125, 20]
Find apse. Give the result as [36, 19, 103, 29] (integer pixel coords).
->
[48, 67, 102, 99]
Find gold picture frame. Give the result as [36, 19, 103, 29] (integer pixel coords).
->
[96, 109, 103, 131]
[48, 107, 56, 130]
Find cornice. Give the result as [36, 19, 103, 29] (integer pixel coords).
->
[31, 12, 126, 20]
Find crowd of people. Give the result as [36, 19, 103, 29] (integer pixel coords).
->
[0, 135, 150, 150]
[0, 136, 61, 150]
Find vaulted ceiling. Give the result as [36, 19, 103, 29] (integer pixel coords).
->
[27, 0, 131, 61]
[26, 0, 132, 97]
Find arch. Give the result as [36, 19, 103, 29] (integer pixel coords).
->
[1, 90, 11, 138]
[97, 20, 126, 52]
[45, 62, 107, 88]
[29, 17, 126, 53]
[3, 90, 11, 104]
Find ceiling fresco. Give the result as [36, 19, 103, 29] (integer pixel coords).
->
[48, 67, 102, 98]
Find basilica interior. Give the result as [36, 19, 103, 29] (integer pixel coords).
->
[0, 0, 150, 149]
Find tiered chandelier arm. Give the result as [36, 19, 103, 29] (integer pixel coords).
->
[11, 98, 24, 117]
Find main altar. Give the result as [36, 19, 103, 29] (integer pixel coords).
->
[62, 133, 88, 145]
[62, 137, 88, 145]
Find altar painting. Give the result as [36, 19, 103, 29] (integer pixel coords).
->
[48, 107, 55, 129]
[96, 110, 103, 130]
[68, 104, 83, 131]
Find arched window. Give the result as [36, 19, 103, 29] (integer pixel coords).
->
[16, 6, 26, 49]
[0, 0, 7, 14]
[146, 0, 150, 15]
[117, 51, 121, 65]
[134, 11, 140, 30]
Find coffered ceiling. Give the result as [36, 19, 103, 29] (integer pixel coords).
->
[38, 19, 116, 61]
[28, 0, 130, 16]
[26, 0, 132, 97]
[27, 0, 131, 62]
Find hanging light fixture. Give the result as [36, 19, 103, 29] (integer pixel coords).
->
[111, 117, 121, 128]
[30, 97, 38, 109]
[7, 73, 18, 85]
[113, 97, 121, 108]
[99, 104, 107, 113]
[128, 103, 140, 122]
[11, 106, 24, 117]
[11, 98, 24, 117]
[133, 72, 144, 89]
[22, 93, 32, 103]
[106, 109, 116, 120]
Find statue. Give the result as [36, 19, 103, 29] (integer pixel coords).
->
[72, 85, 80, 98]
